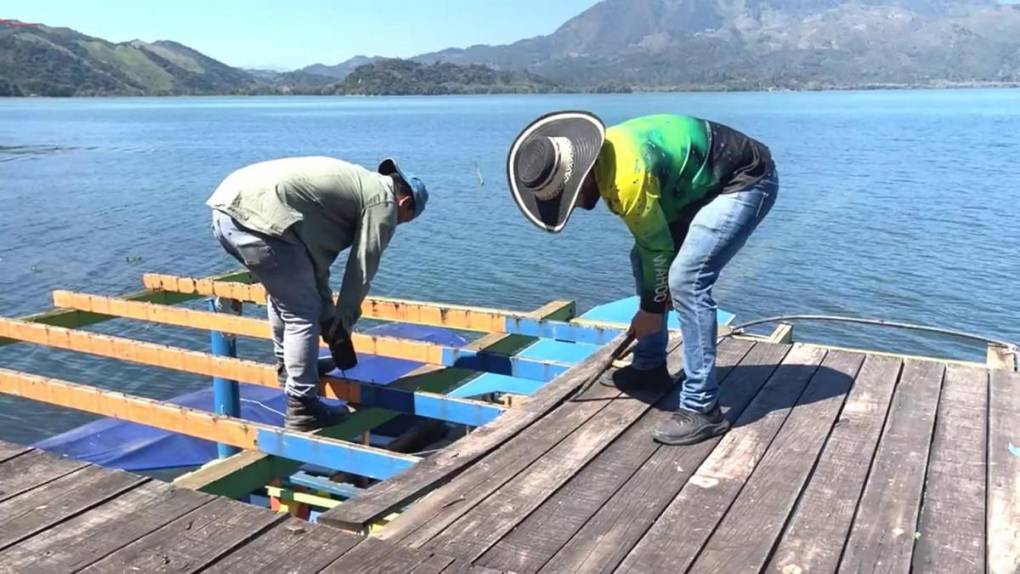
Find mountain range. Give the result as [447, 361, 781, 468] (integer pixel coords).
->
[3, 0, 1020, 96]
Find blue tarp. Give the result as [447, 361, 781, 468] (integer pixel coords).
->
[35, 323, 467, 472]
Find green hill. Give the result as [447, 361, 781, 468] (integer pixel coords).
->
[330, 59, 559, 95]
[0, 21, 261, 96]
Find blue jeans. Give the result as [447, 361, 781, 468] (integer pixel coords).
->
[211, 210, 323, 398]
[630, 170, 779, 412]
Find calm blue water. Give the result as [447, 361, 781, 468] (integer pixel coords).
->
[1, 91, 1017, 444]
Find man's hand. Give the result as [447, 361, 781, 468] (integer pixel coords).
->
[630, 309, 664, 339]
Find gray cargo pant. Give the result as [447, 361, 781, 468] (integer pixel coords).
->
[211, 210, 323, 398]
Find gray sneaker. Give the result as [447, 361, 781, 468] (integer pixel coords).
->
[653, 405, 730, 445]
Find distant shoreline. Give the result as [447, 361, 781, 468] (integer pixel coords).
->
[5, 81, 1019, 98]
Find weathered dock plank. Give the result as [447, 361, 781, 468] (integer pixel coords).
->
[837, 359, 945, 573]
[767, 354, 903, 573]
[81, 496, 285, 573]
[987, 368, 1020, 574]
[0, 440, 31, 463]
[321, 333, 632, 533]
[204, 518, 363, 574]
[471, 338, 756, 572]
[612, 344, 825, 574]
[913, 364, 988, 573]
[691, 349, 866, 573]
[422, 363, 671, 560]
[0, 482, 211, 571]
[0, 465, 146, 551]
[0, 448, 88, 503]
[536, 342, 792, 574]
[320, 536, 433, 574]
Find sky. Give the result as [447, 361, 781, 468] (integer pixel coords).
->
[4, 0, 601, 70]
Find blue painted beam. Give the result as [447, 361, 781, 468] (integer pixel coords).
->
[288, 471, 364, 499]
[503, 317, 623, 345]
[440, 348, 572, 381]
[448, 372, 545, 398]
[345, 381, 505, 427]
[255, 428, 418, 481]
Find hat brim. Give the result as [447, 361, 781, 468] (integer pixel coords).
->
[507, 111, 605, 233]
[379, 158, 427, 219]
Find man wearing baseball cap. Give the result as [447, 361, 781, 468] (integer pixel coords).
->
[208, 156, 428, 431]
[508, 112, 776, 445]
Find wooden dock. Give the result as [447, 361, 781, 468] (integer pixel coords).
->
[319, 338, 1019, 574]
[2, 338, 1014, 572]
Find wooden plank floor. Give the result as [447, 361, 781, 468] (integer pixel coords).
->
[0, 339, 1016, 573]
[366, 340, 1018, 574]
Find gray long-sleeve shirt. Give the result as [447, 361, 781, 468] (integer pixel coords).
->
[207, 156, 397, 331]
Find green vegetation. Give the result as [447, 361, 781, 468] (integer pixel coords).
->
[328, 59, 559, 95]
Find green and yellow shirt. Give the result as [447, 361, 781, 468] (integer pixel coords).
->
[594, 115, 772, 313]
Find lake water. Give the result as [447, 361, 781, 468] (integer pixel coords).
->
[1, 90, 1017, 445]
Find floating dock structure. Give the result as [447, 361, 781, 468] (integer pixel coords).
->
[0, 271, 1016, 572]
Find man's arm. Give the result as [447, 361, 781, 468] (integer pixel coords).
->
[336, 203, 397, 332]
[623, 198, 675, 314]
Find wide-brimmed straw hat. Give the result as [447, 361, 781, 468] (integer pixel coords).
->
[507, 111, 605, 233]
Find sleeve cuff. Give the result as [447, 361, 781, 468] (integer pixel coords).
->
[639, 295, 668, 314]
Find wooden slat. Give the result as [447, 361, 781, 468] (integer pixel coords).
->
[0, 440, 31, 463]
[143, 272, 527, 333]
[0, 368, 419, 479]
[82, 496, 285, 572]
[408, 553, 457, 574]
[475, 339, 755, 572]
[377, 378, 625, 546]
[0, 481, 211, 571]
[0, 270, 253, 348]
[988, 368, 1020, 574]
[0, 449, 88, 503]
[838, 359, 946, 573]
[204, 518, 363, 574]
[181, 302, 570, 502]
[320, 332, 632, 533]
[913, 364, 988, 573]
[690, 350, 866, 572]
[320, 537, 432, 574]
[0, 465, 147, 551]
[535, 342, 794, 574]
[53, 290, 448, 365]
[421, 351, 678, 560]
[609, 344, 826, 574]
[768, 354, 904, 573]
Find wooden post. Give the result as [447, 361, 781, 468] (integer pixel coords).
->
[986, 343, 1017, 371]
[768, 323, 794, 344]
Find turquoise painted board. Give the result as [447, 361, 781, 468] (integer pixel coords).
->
[580, 296, 735, 329]
[448, 373, 545, 398]
[518, 339, 600, 364]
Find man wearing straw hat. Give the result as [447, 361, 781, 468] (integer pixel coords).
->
[507, 112, 776, 445]
[208, 157, 428, 431]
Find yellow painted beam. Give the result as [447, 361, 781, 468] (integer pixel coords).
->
[0, 367, 258, 446]
[51, 291, 449, 364]
[0, 367, 418, 479]
[141, 272, 565, 333]
[0, 316, 391, 403]
[264, 485, 340, 509]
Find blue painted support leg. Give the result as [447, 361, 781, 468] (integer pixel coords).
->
[208, 297, 242, 458]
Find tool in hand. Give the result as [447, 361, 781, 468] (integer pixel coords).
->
[570, 331, 636, 400]
[322, 318, 358, 372]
